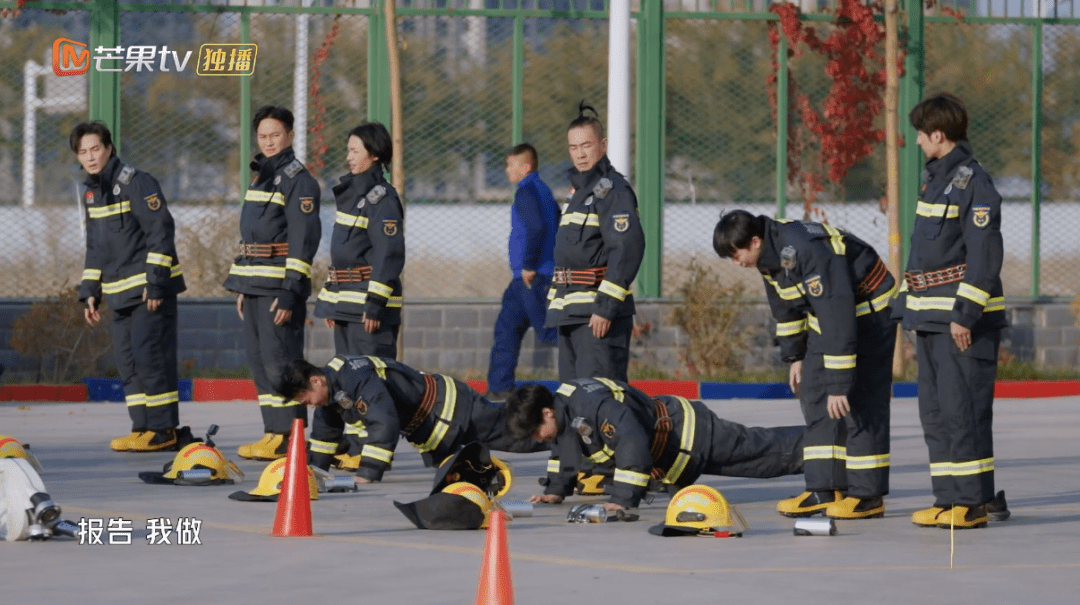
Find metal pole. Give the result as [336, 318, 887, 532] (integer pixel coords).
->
[23, 61, 40, 208]
[240, 11, 251, 194]
[776, 33, 788, 218]
[1031, 21, 1043, 297]
[293, 0, 312, 163]
[512, 14, 523, 145]
[885, 0, 904, 377]
[607, 0, 631, 175]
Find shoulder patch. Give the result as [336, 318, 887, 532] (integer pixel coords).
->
[117, 165, 136, 185]
[144, 193, 161, 211]
[300, 197, 315, 214]
[805, 274, 824, 297]
[952, 166, 973, 190]
[382, 219, 399, 237]
[972, 204, 991, 229]
[283, 159, 304, 179]
[592, 177, 613, 200]
[366, 185, 386, 205]
[780, 246, 797, 271]
[600, 421, 616, 439]
[612, 212, 630, 233]
[354, 397, 368, 416]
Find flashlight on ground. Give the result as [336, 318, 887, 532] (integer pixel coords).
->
[30, 492, 61, 526]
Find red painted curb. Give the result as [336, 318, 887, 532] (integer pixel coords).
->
[994, 380, 1080, 399]
[0, 384, 89, 402]
[192, 378, 258, 402]
[629, 380, 700, 398]
[467, 380, 488, 394]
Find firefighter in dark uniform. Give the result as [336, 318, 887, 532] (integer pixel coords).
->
[223, 106, 321, 461]
[504, 379, 805, 511]
[314, 122, 404, 359]
[548, 102, 645, 383]
[713, 210, 896, 520]
[898, 94, 1009, 529]
[71, 121, 188, 452]
[277, 356, 546, 484]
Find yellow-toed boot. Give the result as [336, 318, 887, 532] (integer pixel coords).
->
[110, 431, 143, 451]
[128, 429, 178, 452]
[911, 506, 946, 527]
[334, 453, 360, 471]
[777, 491, 843, 517]
[247, 433, 288, 461]
[935, 505, 988, 529]
[825, 496, 885, 519]
[237, 433, 272, 460]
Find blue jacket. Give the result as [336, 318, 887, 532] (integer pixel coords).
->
[509, 172, 558, 278]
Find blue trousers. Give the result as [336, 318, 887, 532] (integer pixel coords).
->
[487, 274, 557, 392]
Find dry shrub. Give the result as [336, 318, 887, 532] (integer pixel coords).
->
[667, 258, 755, 377]
[174, 212, 241, 297]
[9, 286, 113, 383]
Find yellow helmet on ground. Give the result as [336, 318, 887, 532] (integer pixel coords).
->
[648, 485, 747, 537]
[442, 481, 494, 528]
[0, 435, 44, 474]
[228, 458, 318, 502]
[139, 443, 244, 486]
[433, 443, 513, 498]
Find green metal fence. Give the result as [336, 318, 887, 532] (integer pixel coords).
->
[3, 0, 1076, 301]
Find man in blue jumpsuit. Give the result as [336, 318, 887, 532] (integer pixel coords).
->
[485, 143, 559, 401]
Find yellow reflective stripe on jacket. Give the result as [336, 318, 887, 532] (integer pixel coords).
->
[929, 457, 994, 477]
[560, 212, 600, 227]
[102, 273, 147, 294]
[547, 291, 597, 310]
[125, 393, 147, 407]
[82, 268, 102, 281]
[856, 284, 898, 316]
[368, 281, 394, 299]
[556, 383, 577, 397]
[317, 289, 403, 308]
[906, 295, 956, 312]
[776, 318, 807, 337]
[588, 445, 615, 465]
[598, 280, 631, 301]
[803, 445, 847, 460]
[416, 376, 457, 453]
[765, 276, 803, 300]
[344, 421, 368, 439]
[88, 200, 131, 219]
[916, 200, 960, 219]
[546, 459, 561, 473]
[984, 297, 1005, 312]
[361, 444, 393, 464]
[146, 252, 173, 267]
[824, 354, 857, 370]
[327, 358, 344, 371]
[956, 283, 991, 306]
[846, 453, 890, 470]
[335, 211, 369, 229]
[823, 224, 846, 255]
[245, 190, 285, 206]
[285, 258, 312, 278]
[594, 377, 625, 403]
[613, 469, 650, 487]
[145, 391, 179, 408]
[228, 264, 287, 279]
[807, 314, 821, 334]
[365, 356, 388, 380]
[310, 439, 338, 455]
[662, 397, 697, 484]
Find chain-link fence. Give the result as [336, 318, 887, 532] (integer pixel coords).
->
[3, 0, 1078, 302]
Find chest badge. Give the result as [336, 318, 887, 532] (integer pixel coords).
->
[113, 184, 121, 196]
[274, 175, 282, 186]
[805, 274, 824, 297]
[85, 190, 95, 205]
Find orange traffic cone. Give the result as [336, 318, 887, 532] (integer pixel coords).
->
[475, 509, 513, 605]
[271, 419, 313, 537]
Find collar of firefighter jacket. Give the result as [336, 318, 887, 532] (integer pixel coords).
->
[924, 139, 973, 185]
[756, 216, 784, 274]
[84, 154, 123, 190]
[567, 154, 614, 191]
[333, 165, 385, 198]
[250, 146, 298, 182]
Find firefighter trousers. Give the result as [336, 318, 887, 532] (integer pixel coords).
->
[110, 296, 180, 431]
[241, 294, 307, 434]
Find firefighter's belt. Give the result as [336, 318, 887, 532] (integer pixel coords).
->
[404, 374, 439, 435]
[856, 258, 890, 296]
[328, 266, 372, 283]
[649, 399, 673, 480]
[905, 264, 966, 292]
[238, 242, 289, 258]
[552, 267, 607, 287]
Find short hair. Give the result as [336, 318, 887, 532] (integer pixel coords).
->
[275, 359, 324, 401]
[69, 121, 115, 155]
[348, 122, 393, 169]
[507, 143, 538, 172]
[909, 93, 968, 142]
[713, 210, 766, 259]
[503, 384, 555, 443]
[253, 105, 295, 133]
[567, 100, 605, 140]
